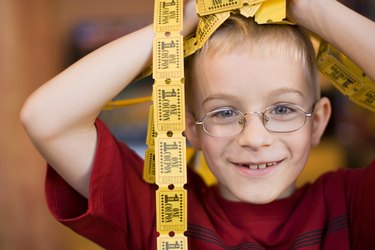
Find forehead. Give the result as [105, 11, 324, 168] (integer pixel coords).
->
[192, 49, 313, 111]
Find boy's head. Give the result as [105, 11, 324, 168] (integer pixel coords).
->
[186, 15, 320, 112]
[184, 15, 331, 204]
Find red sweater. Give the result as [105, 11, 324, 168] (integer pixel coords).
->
[45, 119, 375, 249]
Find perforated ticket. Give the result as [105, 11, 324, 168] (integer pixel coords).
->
[153, 35, 184, 79]
[146, 105, 157, 147]
[153, 84, 185, 132]
[352, 86, 375, 112]
[196, 11, 230, 49]
[155, 137, 187, 187]
[143, 147, 156, 184]
[157, 188, 187, 234]
[318, 41, 375, 112]
[240, 3, 263, 18]
[154, 0, 183, 33]
[158, 234, 188, 250]
[197, 0, 244, 16]
[318, 54, 362, 96]
[244, 0, 266, 4]
[184, 36, 198, 58]
[152, 0, 187, 247]
[255, 0, 287, 24]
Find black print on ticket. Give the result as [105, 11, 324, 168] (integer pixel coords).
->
[156, 137, 186, 186]
[154, 36, 184, 79]
[157, 189, 186, 233]
[155, 0, 182, 32]
[154, 84, 185, 132]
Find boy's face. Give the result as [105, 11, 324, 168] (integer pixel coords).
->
[186, 49, 329, 204]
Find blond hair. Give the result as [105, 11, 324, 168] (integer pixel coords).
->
[185, 14, 319, 111]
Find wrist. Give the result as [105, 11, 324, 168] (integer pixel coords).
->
[182, 1, 199, 37]
[287, 0, 327, 26]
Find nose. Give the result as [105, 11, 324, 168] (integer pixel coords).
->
[236, 113, 273, 150]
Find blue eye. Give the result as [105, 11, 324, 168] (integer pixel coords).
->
[207, 108, 241, 125]
[267, 104, 301, 121]
[270, 105, 297, 115]
[212, 109, 237, 118]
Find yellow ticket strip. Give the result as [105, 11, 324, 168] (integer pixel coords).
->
[158, 234, 188, 249]
[154, 0, 183, 32]
[153, 83, 186, 132]
[156, 188, 187, 233]
[318, 41, 375, 113]
[196, 11, 231, 49]
[144, 105, 157, 184]
[153, 36, 184, 80]
[132, 0, 288, 83]
[155, 137, 187, 187]
[254, 0, 289, 24]
[150, 0, 188, 248]
[103, 96, 152, 110]
[196, 0, 265, 16]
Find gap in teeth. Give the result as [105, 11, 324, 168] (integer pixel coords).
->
[248, 162, 277, 169]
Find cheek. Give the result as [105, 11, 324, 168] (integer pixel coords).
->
[286, 128, 313, 164]
[200, 138, 220, 161]
[200, 137, 227, 171]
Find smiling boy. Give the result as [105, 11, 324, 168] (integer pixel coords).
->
[21, 0, 375, 249]
[184, 17, 330, 204]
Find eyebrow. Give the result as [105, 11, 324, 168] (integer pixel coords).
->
[202, 94, 238, 106]
[202, 87, 305, 106]
[269, 87, 305, 98]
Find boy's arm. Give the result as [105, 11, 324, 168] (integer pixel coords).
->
[288, 0, 375, 81]
[20, 1, 198, 198]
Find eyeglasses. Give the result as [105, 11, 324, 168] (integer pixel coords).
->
[196, 103, 316, 138]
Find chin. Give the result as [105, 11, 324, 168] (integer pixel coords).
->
[233, 188, 284, 204]
[241, 194, 278, 205]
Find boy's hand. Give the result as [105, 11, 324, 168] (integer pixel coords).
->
[287, 0, 375, 82]
[182, 0, 199, 36]
[287, 0, 325, 24]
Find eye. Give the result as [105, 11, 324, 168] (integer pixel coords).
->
[267, 104, 300, 121]
[208, 108, 240, 123]
[272, 105, 295, 115]
[211, 108, 238, 119]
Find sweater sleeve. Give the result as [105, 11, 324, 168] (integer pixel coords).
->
[344, 159, 375, 249]
[45, 119, 156, 249]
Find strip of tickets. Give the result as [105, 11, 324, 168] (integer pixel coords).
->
[157, 188, 187, 234]
[150, 0, 188, 249]
[157, 235, 188, 250]
[318, 41, 375, 113]
[156, 137, 187, 187]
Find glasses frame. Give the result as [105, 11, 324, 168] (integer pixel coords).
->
[195, 102, 317, 138]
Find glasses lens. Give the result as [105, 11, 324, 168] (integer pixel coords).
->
[203, 109, 244, 137]
[264, 104, 307, 132]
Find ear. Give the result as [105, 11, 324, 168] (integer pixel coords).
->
[311, 97, 332, 146]
[184, 111, 202, 150]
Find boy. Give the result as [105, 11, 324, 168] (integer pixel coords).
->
[21, 0, 375, 249]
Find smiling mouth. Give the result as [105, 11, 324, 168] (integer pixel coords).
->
[236, 161, 279, 170]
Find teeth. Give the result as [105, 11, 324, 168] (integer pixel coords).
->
[246, 162, 277, 169]
[266, 162, 277, 167]
[258, 164, 266, 169]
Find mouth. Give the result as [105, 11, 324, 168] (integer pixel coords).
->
[236, 162, 279, 170]
[231, 160, 283, 176]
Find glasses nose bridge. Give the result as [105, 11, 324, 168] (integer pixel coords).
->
[240, 110, 266, 128]
[242, 110, 265, 121]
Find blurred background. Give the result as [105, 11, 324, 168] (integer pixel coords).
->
[0, 0, 374, 249]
